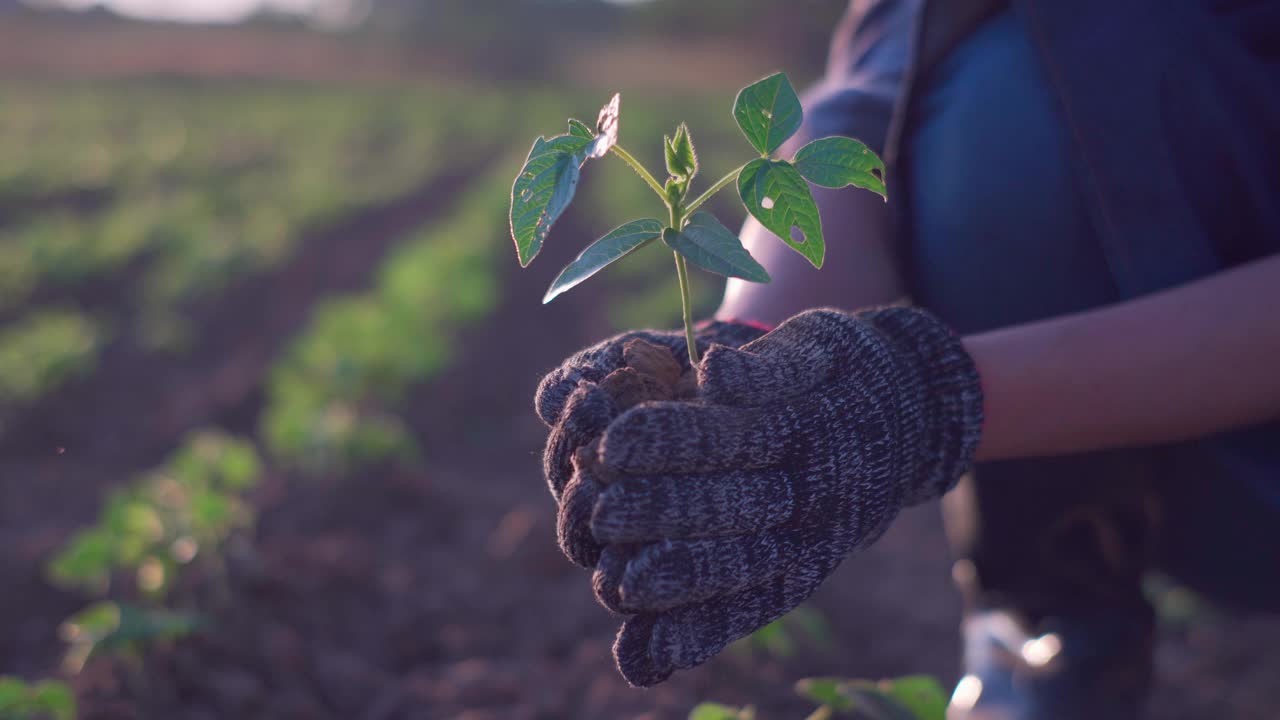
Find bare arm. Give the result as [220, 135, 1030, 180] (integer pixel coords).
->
[969, 254, 1280, 460]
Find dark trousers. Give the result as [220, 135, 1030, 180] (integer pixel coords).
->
[943, 443, 1280, 619]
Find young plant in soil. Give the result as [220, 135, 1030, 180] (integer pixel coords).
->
[509, 72, 886, 366]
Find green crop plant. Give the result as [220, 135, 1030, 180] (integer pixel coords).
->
[0, 309, 104, 422]
[59, 601, 205, 676]
[691, 674, 948, 720]
[49, 429, 260, 600]
[734, 605, 834, 660]
[47, 430, 257, 677]
[509, 72, 885, 364]
[0, 676, 76, 720]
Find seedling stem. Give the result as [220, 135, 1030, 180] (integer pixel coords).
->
[510, 73, 886, 370]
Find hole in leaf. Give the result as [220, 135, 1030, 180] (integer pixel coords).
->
[761, 196, 775, 210]
[790, 226, 806, 244]
[520, 188, 533, 201]
[872, 168, 884, 181]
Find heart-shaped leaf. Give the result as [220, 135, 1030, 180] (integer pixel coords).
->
[737, 158, 824, 267]
[793, 136, 886, 198]
[510, 134, 591, 267]
[543, 218, 664, 303]
[664, 212, 770, 283]
[733, 72, 803, 156]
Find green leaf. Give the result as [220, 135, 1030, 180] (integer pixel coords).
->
[31, 681, 77, 720]
[568, 118, 594, 139]
[0, 677, 27, 709]
[664, 212, 770, 283]
[665, 123, 698, 182]
[793, 136, 886, 198]
[835, 681, 919, 720]
[796, 678, 855, 712]
[688, 703, 748, 720]
[796, 677, 937, 720]
[665, 176, 688, 205]
[510, 135, 590, 266]
[790, 606, 835, 652]
[737, 158, 824, 267]
[733, 72, 803, 156]
[881, 676, 948, 720]
[543, 219, 663, 303]
[751, 616, 795, 657]
[48, 527, 115, 591]
[216, 440, 260, 491]
[62, 601, 206, 673]
[114, 604, 205, 645]
[804, 707, 834, 720]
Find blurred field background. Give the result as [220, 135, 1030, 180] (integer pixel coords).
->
[1, 1, 1279, 718]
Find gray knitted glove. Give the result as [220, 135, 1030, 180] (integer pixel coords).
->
[584, 307, 984, 686]
[536, 320, 768, 567]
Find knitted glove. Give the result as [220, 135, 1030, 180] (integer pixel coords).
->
[535, 320, 768, 567]
[584, 307, 984, 686]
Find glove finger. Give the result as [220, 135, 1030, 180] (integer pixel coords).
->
[613, 553, 835, 687]
[557, 467, 604, 568]
[599, 401, 791, 475]
[535, 330, 687, 426]
[593, 542, 641, 613]
[591, 468, 798, 544]
[700, 309, 877, 407]
[544, 381, 616, 500]
[612, 529, 804, 612]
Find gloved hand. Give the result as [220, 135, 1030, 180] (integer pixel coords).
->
[579, 307, 984, 686]
[535, 320, 769, 567]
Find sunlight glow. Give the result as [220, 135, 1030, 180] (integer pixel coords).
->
[27, 0, 367, 26]
[950, 675, 983, 713]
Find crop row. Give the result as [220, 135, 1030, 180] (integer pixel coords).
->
[260, 159, 517, 473]
[0, 82, 506, 349]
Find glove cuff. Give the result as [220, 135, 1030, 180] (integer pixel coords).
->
[858, 306, 984, 504]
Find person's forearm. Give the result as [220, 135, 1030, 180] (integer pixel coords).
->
[968, 254, 1280, 461]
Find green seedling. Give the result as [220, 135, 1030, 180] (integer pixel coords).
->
[510, 72, 885, 365]
[59, 601, 205, 675]
[691, 675, 947, 720]
[734, 605, 835, 660]
[47, 430, 256, 686]
[795, 675, 947, 720]
[49, 430, 260, 599]
[0, 676, 77, 720]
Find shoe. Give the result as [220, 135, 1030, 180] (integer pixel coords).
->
[947, 609, 1154, 720]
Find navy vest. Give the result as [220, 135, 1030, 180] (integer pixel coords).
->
[887, 0, 1280, 495]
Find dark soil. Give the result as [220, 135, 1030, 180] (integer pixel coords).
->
[2, 181, 1279, 720]
[0, 158, 489, 467]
